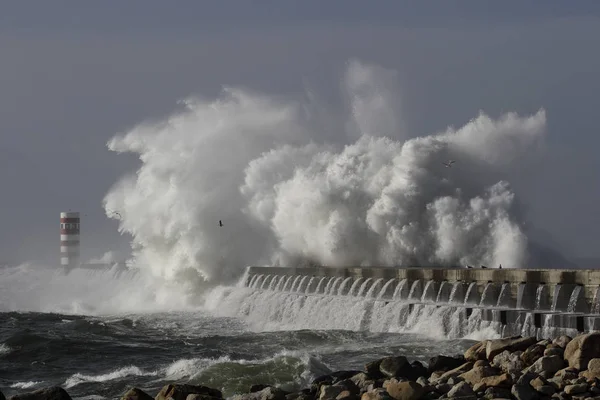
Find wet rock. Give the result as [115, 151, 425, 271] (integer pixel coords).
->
[251, 386, 270, 393]
[428, 356, 466, 374]
[434, 362, 474, 383]
[156, 384, 222, 400]
[416, 378, 428, 387]
[521, 345, 546, 367]
[410, 361, 427, 380]
[334, 380, 360, 395]
[379, 357, 413, 380]
[361, 389, 392, 400]
[366, 360, 385, 379]
[511, 384, 539, 400]
[464, 341, 488, 362]
[122, 388, 154, 400]
[493, 350, 525, 374]
[382, 380, 424, 400]
[582, 359, 600, 380]
[483, 386, 512, 400]
[486, 337, 537, 361]
[565, 384, 589, 395]
[553, 336, 572, 349]
[526, 356, 565, 376]
[459, 366, 500, 386]
[7, 387, 72, 400]
[320, 385, 345, 400]
[544, 348, 564, 358]
[336, 391, 359, 400]
[447, 381, 474, 398]
[351, 373, 372, 391]
[565, 333, 600, 370]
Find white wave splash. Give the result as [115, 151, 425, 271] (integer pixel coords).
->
[65, 366, 157, 389]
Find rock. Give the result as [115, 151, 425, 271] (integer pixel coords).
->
[320, 386, 345, 400]
[251, 386, 271, 393]
[351, 373, 373, 391]
[187, 396, 221, 400]
[537, 385, 555, 396]
[360, 389, 392, 400]
[7, 387, 72, 400]
[493, 350, 525, 374]
[545, 348, 564, 358]
[334, 380, 360, 395]
[383, 380, 424, 400]
[526, 356, 565, 375]
[486, 337, 537, 361]
[521, 345, 546, 367]
[517, 371, 539, 386]
[410, 361, 427, 380]
[435, 362, 474, 383]
[285, 393, 312, 400]
[464, 341, 488, 362]
[435, 384, 451, 394]
[156, 385, 222, 400]
[582, 359, 600, 380]
[1, 391, 5, 400]
[446, 377, 463, 385]
[565, 333, 600, 370]
[366, 360, 385, 379]
[122, 388, 154, 400]
[428, 355, 466, 374]
[447, 381, 474, 397]
[565, 384, 589, 395]
[474, 360, 490, 368]
[553, 336, 572, 349]
[554, 367, 579, 381]
[459, 366, 500, 386]
[483, 386, 512, 400]
[511, 384, 539, 400]
[479, 373, 513, 388]
[538, 340, 552, 347]
[336, 391, 359, 400]
[379, 357, 413, 380]
[416, 378, 428, 387]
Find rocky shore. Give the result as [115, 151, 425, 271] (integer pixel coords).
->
[7, 332, 600, 400]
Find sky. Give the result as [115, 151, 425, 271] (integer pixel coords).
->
[1, 1, 600, 266]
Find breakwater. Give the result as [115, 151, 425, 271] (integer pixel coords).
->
[242, 266, 600, 338]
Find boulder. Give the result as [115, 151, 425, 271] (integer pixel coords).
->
[565, 333, 600, 370]
[434, 362, 474, 382]
[382, 380, 423, 400]
[350, 373, 372, 391]
[582, 359, 600, 380]
[510, 384, 538, 400]
[427, 355, 466, 373]
[333, 380, 360, 396]
[493, 350, 525, 374]
[156, 385, 222, 400]
[122, 388, 154, 400]
[486, 337, 537, 361]
[483, 386, 512, 399]
[336, 391, 359, 400]
[464, 341, 488, 362]
[187, 396, 221, 400]
[379, 357, 413, 380]
[521, 345, 546, 366]
[553, 336, 572, 349]
[544, 348, 564, 358]
[1, 391, 5, 400]
[447, 381, 474, 398]
[564, 384, 589, 395]
[320, 386, 345, 400]
[366, 360, 385, 379]
[478, 373, 513, 389]
[526, 355, 565, 375]
[554, 367, 579, 381]
[360, 389, 392, 400]
[251, 386, 271, 393]
[7, 387, 72, 400]
[409, 361, 427, 380]
[459, 366, 500, 386]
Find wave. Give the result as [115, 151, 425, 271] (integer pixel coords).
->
[103, 59, 547, 288]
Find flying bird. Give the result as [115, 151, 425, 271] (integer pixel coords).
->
[442, 160, 456, 168]
[219, 220, 223, 227]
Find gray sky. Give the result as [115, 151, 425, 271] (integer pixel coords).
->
[1, 1, 600, 266]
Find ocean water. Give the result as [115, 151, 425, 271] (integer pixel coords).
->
[0, 265, 479, 400]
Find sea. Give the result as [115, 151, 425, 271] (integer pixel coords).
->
[0, 264, 490, 400]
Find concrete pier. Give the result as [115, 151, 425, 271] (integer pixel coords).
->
[243, 266, 600, 337]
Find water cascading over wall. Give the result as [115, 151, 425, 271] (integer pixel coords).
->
[238, 266, 600, 339]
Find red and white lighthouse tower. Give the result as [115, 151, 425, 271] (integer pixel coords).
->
[60, 211, 80, 267]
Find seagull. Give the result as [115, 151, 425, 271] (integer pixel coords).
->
[499, 264, 502, 269]
[219, 220, 223, 227]
[481, 265, 487, 269]
[443, 160, 456, 168]
[467, 265, 473, 269]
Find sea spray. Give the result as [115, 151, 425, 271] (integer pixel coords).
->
[104, 60, 546, 286]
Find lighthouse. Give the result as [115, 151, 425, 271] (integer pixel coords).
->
[60, 211, 80, 267]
